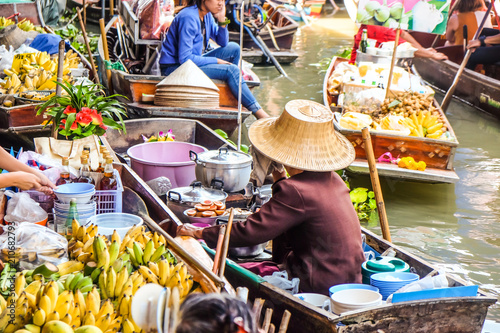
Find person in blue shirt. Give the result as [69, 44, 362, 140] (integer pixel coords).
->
[159, 0, 270, 119]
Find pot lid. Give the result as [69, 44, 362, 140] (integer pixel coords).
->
[168, 181, 228, 203]
[197, 148, 252, 164]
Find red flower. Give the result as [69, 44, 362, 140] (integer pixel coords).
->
[76, 111, 93, 126]
[63, 105, 76, 114]
[99, 123, 108, 130]
[90, 109, 103, 125]
[61, 119, 78, 130]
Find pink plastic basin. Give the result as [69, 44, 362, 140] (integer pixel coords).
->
[127, 142, 207, 188]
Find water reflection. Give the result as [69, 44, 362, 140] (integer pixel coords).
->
[243, 8, 500, 320]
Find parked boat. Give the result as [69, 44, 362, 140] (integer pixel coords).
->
[410, 32, 500, 120]
[272, 0, 326, 21]
[0, 0, 46, 26]
[116, 161, 496, 333]
[227, 1, 299, 64]
[323, 56, 460, 183]
[98, 19, 258, 134]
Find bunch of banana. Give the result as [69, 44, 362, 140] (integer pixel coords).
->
[399, 110, 446, 139]
[1, 50, 80, 94]
[156, 260, 194, 299]
[126, 239, 174, 268]
[57, 260, 86, 277]
[17, 18, 35, 32]
[60, 273, 94, 293]
[97, 260, 134, 300]
[0, 17, 15, 28]
[0, 287, 33, 332]
[83, 295, 122, 333]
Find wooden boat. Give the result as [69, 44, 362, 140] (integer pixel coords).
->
[227, 2, 299, 64]
[272, 0, 326, 21]
[0, 0, 45, 26]
[115, 161, 496, 333]
[66, 0, 114, 24]
[411, 42, 500, 120]
[323, 57, 460, 184]
[98, 19, 257, 134]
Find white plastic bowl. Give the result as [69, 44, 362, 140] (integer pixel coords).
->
[86, 213, 143, 239]
[330, 289, 382, 315]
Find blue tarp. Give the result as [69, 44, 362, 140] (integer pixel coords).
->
[29, 34, 70, 55]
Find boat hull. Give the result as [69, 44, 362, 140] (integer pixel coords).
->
[115, 162, 495, 333]
[413, 56, 500, 120]
[323, 57, 459, 183]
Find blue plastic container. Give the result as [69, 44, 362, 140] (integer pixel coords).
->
[370, 272, 419, 300]
[329, 283, 379, 296]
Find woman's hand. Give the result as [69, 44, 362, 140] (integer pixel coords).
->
[176, 224, 204, 239]
[217, 58, 231, 65]
[7, 172, 46, 191]
[468, 39, 480, 52]
[213, 1, 226, 22]
[36, 172, 56, 195]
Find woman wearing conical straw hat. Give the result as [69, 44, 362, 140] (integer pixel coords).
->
[177, 100, 366, 295]
[159, 0, 270, 119]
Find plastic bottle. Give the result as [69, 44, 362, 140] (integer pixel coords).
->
[98, 157, 117, 190]
[83, 144, 92, 171]
[56, 157, 73, 186]
[97, 146, 108, 173]
[77, 155, 95, 184]
[64, 198, 79, 239]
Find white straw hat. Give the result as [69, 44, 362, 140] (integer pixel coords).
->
[156, 60, 219, 91]
[248, 100, 355, 171]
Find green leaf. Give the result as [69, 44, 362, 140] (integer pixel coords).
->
[368, 198, 377, 210]
[65, 112, 76, 131]
[349, 187, 368, 204]
[368, 191, 375, 199]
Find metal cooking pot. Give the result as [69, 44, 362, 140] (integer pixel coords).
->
[217, 214, 268, 257]
[167, 181, 227, 223]
[190, 147, 253, 193]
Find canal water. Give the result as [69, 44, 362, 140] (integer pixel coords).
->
[243, 6, 500, 320]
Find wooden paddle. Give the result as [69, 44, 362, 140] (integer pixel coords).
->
[441, 1, 493, 112]
[217, 208, 234, 280]
[361, 127, 391, 242]
[99, 18, 112, 93]
[212, 225, 226, 274]
[77, 8, 99, 83]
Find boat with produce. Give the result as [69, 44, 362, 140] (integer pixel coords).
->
[98, 19, 257, 133]
[0, 1, 46, 27]
[323, 56, 459, 183]
[410, 34, 500, 120]
[226, 1, 299, 64]
[118, 163, 496, 332]
[271, 0, 327, 21]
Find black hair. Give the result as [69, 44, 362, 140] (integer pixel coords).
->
[175, 293, 259, 333]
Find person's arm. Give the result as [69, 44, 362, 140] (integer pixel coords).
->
[445, 15, 458, 45]
[400, 30, 448, 60]
[0, 149, 55, 193]
[177, 16, 218, 66]
[210, 4, 229, 47]
[468, 33, 500, 49]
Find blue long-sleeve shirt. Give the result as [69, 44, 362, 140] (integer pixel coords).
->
[159, 5, 228, 66]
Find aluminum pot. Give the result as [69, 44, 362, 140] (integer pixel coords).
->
[167, 181, 227, 223]
[217, 214, 268, 257]
[190, 147, 253, 193]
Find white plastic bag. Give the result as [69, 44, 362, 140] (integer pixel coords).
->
[0, 223, 67, 269]
[262, 271, 300, 295]
[4, 190, 48, 223]
[0, 45, 14, 73]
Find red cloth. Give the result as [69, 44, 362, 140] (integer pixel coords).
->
[202, 171, 366, 295]
[350, 24, 407, 64]
[239, 261, 281, 277]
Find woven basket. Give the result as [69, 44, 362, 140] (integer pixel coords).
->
[0, 25, 38, 50]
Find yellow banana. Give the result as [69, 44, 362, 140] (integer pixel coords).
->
[46, 310, 60, 321]
[57, 260, 84, 276]
[147, 262, 159, 277]
[61, 312, 72, 325]
[426, 122, 443, 134]
[38, 295, 51, 315]
[122, 318, 135, 333]
[83, 311, 96, 326]
[137, 266, 158, 284]
[96, 299, 113, 320]
[114, 267, 129, 297]
[14, 272, 25, 296]
[106, 266, 117, 298]
[33, 307, 46, 326]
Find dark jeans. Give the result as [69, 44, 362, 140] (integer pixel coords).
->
[160, 42, 261, 113]
[467, 28, 500, 69]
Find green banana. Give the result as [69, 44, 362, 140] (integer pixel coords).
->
[133, 242, 144, 266]
[64, 274, 75, 290]
[142, 240, 155, 263]
[69, 273, 83, 291]
[150, 244, 166, 263]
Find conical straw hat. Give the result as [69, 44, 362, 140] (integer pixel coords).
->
[157, 60, 219, 92]
[248, 100, 355, 171]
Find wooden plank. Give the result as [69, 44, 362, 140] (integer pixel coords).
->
[0, 104, 46, 128]
[347, 159, 460, 183]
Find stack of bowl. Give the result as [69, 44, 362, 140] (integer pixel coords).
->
[329, 289, 383, 315]
[53, 183, 96, 228]
[370, 272, 420, 300]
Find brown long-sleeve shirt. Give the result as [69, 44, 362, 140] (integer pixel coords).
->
[202, 171, 366, 295]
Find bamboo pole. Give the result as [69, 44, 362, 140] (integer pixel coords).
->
[110, 0, 114, 17]
[384, 27, 400, 100]
[77, 9, 99, 83]
[361, 127, 391, 242]
[212, 225, 226, 274]
[217, 208, 234, 279]
[99, 18, 112, 93]
[441, 1, 493, 112]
